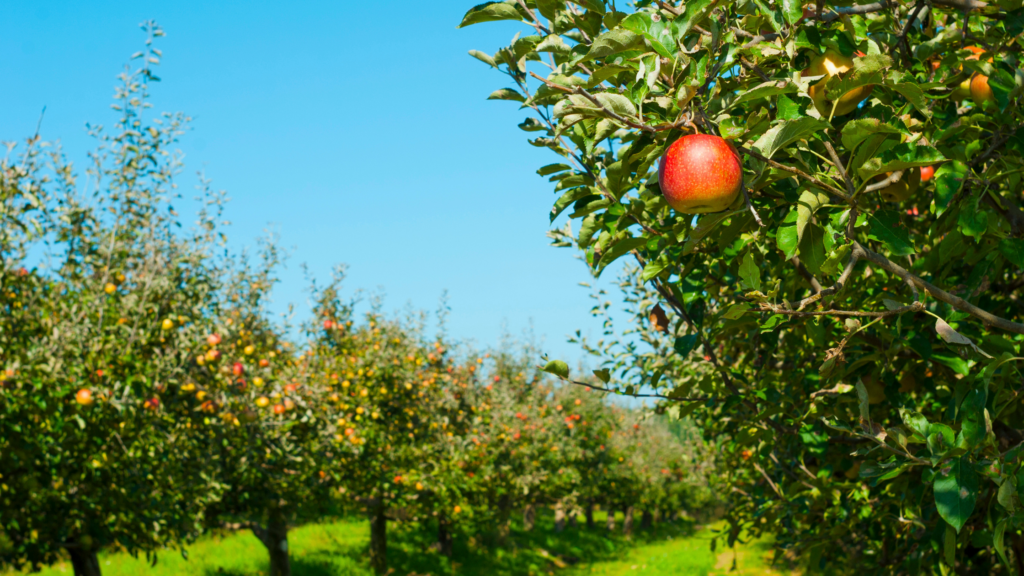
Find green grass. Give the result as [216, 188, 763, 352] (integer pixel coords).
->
[17, 512, 793, 576]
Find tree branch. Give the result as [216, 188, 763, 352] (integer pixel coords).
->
[740, 146, 852, 202]
[855, 242, 1024, 334]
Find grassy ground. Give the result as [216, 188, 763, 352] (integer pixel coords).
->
[18, 511, 794, 576]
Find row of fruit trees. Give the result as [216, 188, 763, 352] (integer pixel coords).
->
[0, 23, 718, 576]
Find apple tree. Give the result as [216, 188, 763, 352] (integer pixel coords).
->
[0, 23, 230, 576]
[465, 0, 1024, 572]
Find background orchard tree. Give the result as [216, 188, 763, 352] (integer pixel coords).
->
[0, 22, 230, 576]
[465, 0, 1024, 572]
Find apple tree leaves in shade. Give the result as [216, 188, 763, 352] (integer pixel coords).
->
[466, 0, 1024, 572]
[935, 457, 979, 534]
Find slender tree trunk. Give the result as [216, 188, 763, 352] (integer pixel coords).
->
[585, 501, 595, 529]
[523, 504, 536, 532]
[554, 503, 566, 533]
[497, 494, 512, 546]
[369, 499, 387, 575]
[606, 506, 616, 531]
[653, 509, 660, 526]
[68, 547, 101, 576]
[437, 515, 453, 558]
[267, 509, 291, 576]
[251, 508, 291, 576]
[568, 514, 578, 529]
[641, 510, 653, 530]
[623, 506, 635, 537]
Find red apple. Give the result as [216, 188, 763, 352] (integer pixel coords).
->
[259, 358, 270, 368]
[658, 134, 743, 214]
[324, 320, 334, 330]
[273, 404, 286, 415]
[207, 334, 221, 346]
[232, 362, 244, 377]
[144, 397, 160, 410]
[920, 165, 935, 182]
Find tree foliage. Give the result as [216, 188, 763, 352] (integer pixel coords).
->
[465, 0, 1024, 572]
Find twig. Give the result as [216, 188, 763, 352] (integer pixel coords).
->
[894, 1, 928, 66]
[862, 170, 905, 194]
[514, 0, 551, 36]
[742, 187, 764, 227]
[740, 146, 852, 201]
[752, 463, 784, 498]
[791, 257, 823, 293]
[795, 250, 861, 311]
[557, 375, 710, 403]
[823, 140, 855, 199]
[528, 72, 694, 134]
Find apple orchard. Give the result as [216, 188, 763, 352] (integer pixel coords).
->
[0, 21, 719, 576]
[463, 0, 1024, 573]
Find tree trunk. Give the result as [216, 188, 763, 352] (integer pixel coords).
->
[623, 506, 635, 537]
[68, 547, 101, 576]
[568, 514, 578, 529]
[369, 499, 387, 575]
[523, 504, 536, 532]
[437, 515, 453, 558]
[496, 494, 512, 546]
[606, 506, 616, 531]
[585, 501, 595, 529]
[251, 508, 291, 576]
[554, 504, 566, 533]
[641, 510, 653, 530]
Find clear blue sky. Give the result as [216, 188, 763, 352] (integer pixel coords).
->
[0, 1, 626, 364]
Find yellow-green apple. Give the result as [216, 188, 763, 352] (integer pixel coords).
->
[658, 134, 743, 214]
[802, 49, 874, 117]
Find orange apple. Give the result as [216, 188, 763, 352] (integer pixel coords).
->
[658, 134, 743, 214]
[802, 49, 874, 117]
[920, 165, 935, 182]
[970, 73, 996, 106]
[273, 404, 286, 415]
[206, 333, 221, 346]
[76, 389, 94, 406]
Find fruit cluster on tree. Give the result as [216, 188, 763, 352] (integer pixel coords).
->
[0, 23, 715, 576]
[464, 0, 1024, 572]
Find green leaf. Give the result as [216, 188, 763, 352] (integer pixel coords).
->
[866, 210, 916, 257]
[468, 49, 497, 67]
[750, 117, 830, 160]
[721, 303, 751, 320]
[796, 190, 829, 243]
[730, 80, 798, 108]
[934, 456, 979, 533]
[892, 83, 932, 117]
[958, 197, 989, 238]
[674, 0, 716, 41]
[934, 161, 967, 216]
[945, 523, 957, 566]
[958, 387, 988, 449]
[592, 368, 611, 383]
[739, 252, 761, 292]
[999, 238, 1024, 269]
[537, 34, 571, 53]
[619, 12, 674, 59]
[776, 211, 799, 260]
[542, 359, 570, 379]
[674, 334, 699, 358]
[551, 187, 595, 222]
[856, 143, 945, 180]
[932, 352, 971, 376]
[900, 409, 930, 441]
[798, 224, 827, 276]
[538, 163, 572, 176]
[841, 118, 904, 152]
[641, 257, 670, 282]
[535, 0, 565, 20]
[488, 88, 526, 102]
[459, 1, 522, 28]
[596, 237, 646, 274]
[593, 92, 637, 118]
[780, 0, 803, 25]
[819, 243, 851, 277]
[587, 30, 642, 60]
[683, 212, 732, 254]
[995, 518, 1011, 568]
